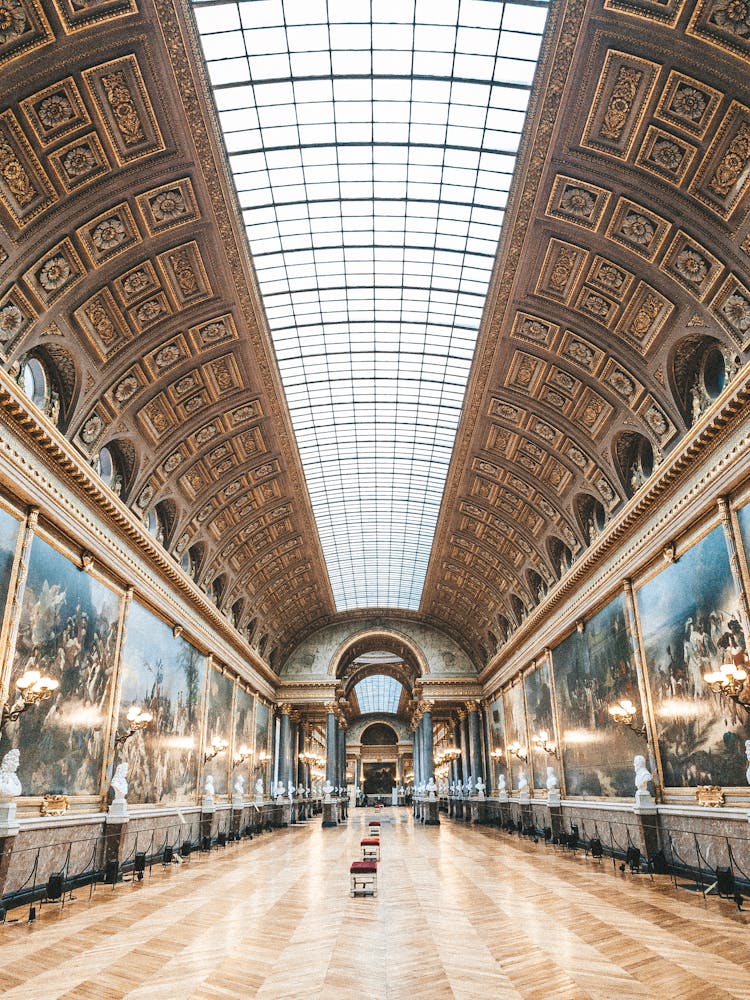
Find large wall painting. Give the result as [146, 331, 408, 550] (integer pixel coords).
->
[233, 686, 255, 793]
[552, 595, 641, 797]
[118, 600, 206, 804]
[637, 525, 749, 787]
[1, 534, 121, 795]
[488, 696, 508, 789]
[503, 681, 528, 792]
[205, 667, 234, 795]
[0, 507, 20, 632]
[524, 661, 556, 790]
[253, 699, 270, 793]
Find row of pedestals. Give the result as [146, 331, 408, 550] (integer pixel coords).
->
[322, 795, 349, 827]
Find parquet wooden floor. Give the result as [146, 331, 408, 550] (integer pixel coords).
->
[0, 811, 748, 999]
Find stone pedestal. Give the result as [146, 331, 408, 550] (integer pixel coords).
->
[547, 789, 560, 806]
[104, 814, 129, 870]
[230, 798, 244, 838]
[422, 798, 440, 825]
[322, 801, 339, 827]
[469, 799, 486, 825]
[0, 800, 19, 838]
[497, 790, 508, 802]
[633, 802, 660, 861]
[547, 803, 564, 839]
[200, 804, 214, 844]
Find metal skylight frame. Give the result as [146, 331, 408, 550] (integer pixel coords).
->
[192, 0, 550, 610]
[354, 674, 403, 715]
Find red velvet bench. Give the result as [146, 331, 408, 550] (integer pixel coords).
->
[361, 836, 380, 860]
[368, 820, 381, 837]
[350, 859, 378, 896]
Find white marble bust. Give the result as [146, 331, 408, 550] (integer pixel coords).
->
[255, 777, 264, 798]
[633, 754, 652, 793]
[517, 772, 529, 793]
[204, 774, 215, 798]
[110, 761, 128, 802]
[497, 773, 506, 791]
[426, 776, 437, 799]
[475, 776, 486, 797]
[545, 766, 558, 791]
[0, 749, 22, 799]
[233, 774, 245, 796]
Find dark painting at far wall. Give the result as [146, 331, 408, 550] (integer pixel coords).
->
[118, 600, 206, 804]
[552, 594, 642, 797]
[205, 667, 234, 795]
[637, 525, 749, 788]
[0, 506, 19, 628]
[1, 533, 121, 795]
[363, 761, 395, 795]
[524, 660, 556, 790]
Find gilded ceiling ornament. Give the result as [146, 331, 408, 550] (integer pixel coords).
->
[81, 415, 103, 444]
[0, 302, 23, 341]
[607, 369, 634, 399]
[231, 403, 256, 423]
[709, 122, 750, 197]
[721, 290, 750, 335]
[559, 185, 595, 217]
[0, 0, 26, 44]
[38, 254, 71, 291]
[168, 248, 198, 296]
[92, 215, 126, 251]
[709, 0, 750, 37]
[61, 143, 96, 179]
[600, 66, 642, 141]
[650, 138, 684, 172]
[184, 395, 203, 414]
[37, 93, 73, 129]
[114, 375, 138, 402]
[644, 405, 668, 438]
[136, 485, 154, 508]
[532, 421, 555, 441]
[549, 247, 576, 291]
[630, 293, 661, 338]
[101, 70, 145, 146]
[84, 300, 116, 345]
[195, 424, 218, 444]
[520, 317, 548, 341]
[674, 247, 708, 286]
[163, 452, 183, 473]
[136, 298, 164, 324]
[566, 340, 594, 366]
[670, 84, 707, 124]
[0, 130, 35, 206]
[619, 211, 655, 246]
[154, 343, 181, 368]
[122, 269, 150, 295]
[150, 188, 186, 222]
[596, 263, 625, 291]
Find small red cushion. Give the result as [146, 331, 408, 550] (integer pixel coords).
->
[369, 820, 381, 826]
[361, 838, 380, 845]
[350, 861, 378, 873]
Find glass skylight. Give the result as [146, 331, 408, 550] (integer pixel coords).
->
[354, 674, 404, 715]
[192, 0, 550, 609]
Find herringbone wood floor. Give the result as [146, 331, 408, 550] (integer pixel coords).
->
[0, 811, 748, 999]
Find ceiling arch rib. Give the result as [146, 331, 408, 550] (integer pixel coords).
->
[192, 0, 552, 611]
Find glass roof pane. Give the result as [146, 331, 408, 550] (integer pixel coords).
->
[354, 674, 404, 715]
[192, 0, 549, 610]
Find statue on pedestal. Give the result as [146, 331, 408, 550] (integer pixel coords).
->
[255, 777, 264, 800]
[0, 749, 22, 799]
[633, 754, 654, 806]
[475, 777, 486, 798]
[517, 772, 529, 794]
[323, 779, 333, 801]
[426, 776, 437, 800]
[545, 767, 558, 791]
[233, 774, 245, 797]
[204, 774, 215, 797]
[497, 774, 506, 792]
[287, 779, 295, 800]
[110, 762, 128, 803]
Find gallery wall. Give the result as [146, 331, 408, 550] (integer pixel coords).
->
[488, 492, 750, 798]
[0, 503, 272, 806]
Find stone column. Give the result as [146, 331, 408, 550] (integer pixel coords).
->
[459, 709, 470, 787]
[411, 721, 420, 786]
[453, 721, 464, 784]
[278, 704, 292, 789]
[396, 754, 404, 785]
[337, 721, 347, 791]
[422, 704, 434, 782]
[297, 723, 305, 787]
[325, 705, 337, 787]
[467, 702, 482, 787]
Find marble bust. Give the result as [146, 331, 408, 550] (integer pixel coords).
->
[0, 749, 22, 799]
[204, 774, 215, 798]
[288, 780, 295, 799]
[497, 773, 506, 791]
[110, 762, 128, 802]
[426, 776, 437, 799]
[323, 779, 333, 800]
[633, 754, 652, 793]
[233, 774, 244, 796]
[545, 766, 558, 791]
[255, 777, 264, 798]
[517, 772, 529, 793]
[475, 777, 486, 797]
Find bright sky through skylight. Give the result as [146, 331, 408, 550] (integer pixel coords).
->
[192, 0, 549, 610]
[354, 674, 403, 715]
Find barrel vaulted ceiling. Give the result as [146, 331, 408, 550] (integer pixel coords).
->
[1, 0, 749, 668]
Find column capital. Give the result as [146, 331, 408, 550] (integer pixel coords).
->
[418, 698, 434, 714]
[456, 707, 467, 720]
[324, 702, 338, 715]
[279, 702, 293, 715]
[465, 700, 479, 714]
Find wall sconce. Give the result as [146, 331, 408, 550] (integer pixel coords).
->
[115, 704, 153, 747]
[204, 735, 229, 762]
[532, 730, 558, 756]
[608, 698, 647, 738]
[258, 751, 271, 764]
[506, 741, 527, 762]
[0, 670, 60, 731]
[490, 748, 505, 761]
[233, 744, 252, 767]
[703, 664, 750, 711]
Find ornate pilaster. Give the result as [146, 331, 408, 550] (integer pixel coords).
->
[718, 497, 750, 635]
[0, 505, 38, 699]
[622, 579, 662, 796]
